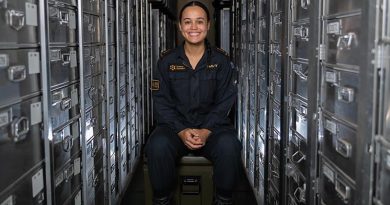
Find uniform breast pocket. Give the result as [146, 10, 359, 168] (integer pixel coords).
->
[168, 72, 189, 101]
[200, 74, 217, 104]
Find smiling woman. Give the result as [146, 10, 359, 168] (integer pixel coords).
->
[145, 1, 241, 205]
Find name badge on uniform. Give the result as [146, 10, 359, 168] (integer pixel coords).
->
[169, 64, 186, 72]
[151, 80, 160, 91]
[207, 64, 218, 70]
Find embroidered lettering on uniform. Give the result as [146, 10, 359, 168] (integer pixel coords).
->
[207, 64, 218, 69]
[151, 80, 160, 91]
[169, 65, 186, 72]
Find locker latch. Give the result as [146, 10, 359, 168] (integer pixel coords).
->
[337, 87, 354, 103]
[294, 184, 306, 203]
[8, 65, 26, 82]
[62, 134, 74, 152]
[59, 11, 69, 25]
[335, 138, 352, 158]
[337, 32, 358, 50]
[5, 9, 25, 31]
[10, 116, 29, 142]
[60, 97, 72, 110]
[292, 150, 306, 164]
[335, 177, 351, 203]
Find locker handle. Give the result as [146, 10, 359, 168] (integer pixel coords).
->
[59, 11, 69, 25]
[64, 165, 74, 182]
[293, 186, 306, 203]
[5, 9, 25, 31]
[111, 164, 115, 173]
[8, 65, 26, 82]
[292, 63, 308, 81]
[10, 116, 29, 142]
[335, 138, 352, 158]
[292, 150, 306, 164]
[337, 32, 358, 50]
[109, 96, 114, 104]
[301, 0, 310, 9]
[62, 135, 74, 152]
[335, 177, 351, 202]
[93, 174, 99, 187]
[110, 134, 115, 143]
[61, 53, 70, 65]
[337, 87, 354, 103]
[88, 86, 98, 102]
[60, 97, 72, 110]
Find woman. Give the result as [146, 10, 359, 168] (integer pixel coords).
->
[146, 1, 242, 205]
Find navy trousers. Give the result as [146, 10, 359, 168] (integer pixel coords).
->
[145, 126, 242, 197]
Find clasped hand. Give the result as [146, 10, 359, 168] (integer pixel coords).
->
[178, 128, 211, 150]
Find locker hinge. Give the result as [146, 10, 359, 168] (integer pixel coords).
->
[288, 43, 293, 57]
[313, 177, 320, 195]
[318, 44, 326, 61]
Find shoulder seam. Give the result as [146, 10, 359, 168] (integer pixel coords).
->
[160, 49, 174, 58]
[214, 47, 230, 58]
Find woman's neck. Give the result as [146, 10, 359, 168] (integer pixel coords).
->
[184, 41, 206, 57]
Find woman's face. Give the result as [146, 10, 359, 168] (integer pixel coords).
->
[179, 6, 210, 45]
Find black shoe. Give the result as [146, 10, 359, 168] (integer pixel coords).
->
[153, 196, 172, 205]
[213, 194, 233, 205]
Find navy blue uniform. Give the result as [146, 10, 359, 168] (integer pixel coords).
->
[146, 43, 242, 198]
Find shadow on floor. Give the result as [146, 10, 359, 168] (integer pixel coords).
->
[120, 159, 258, 205]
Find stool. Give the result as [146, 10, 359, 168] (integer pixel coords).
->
[144, 156, 214, 205]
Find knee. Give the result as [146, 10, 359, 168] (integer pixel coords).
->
[146, 131, 172, 158]
[213, 132, 242, 157]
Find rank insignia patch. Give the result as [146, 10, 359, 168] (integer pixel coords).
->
[151, 80, 160, 91]
[207, 64, 218, 69]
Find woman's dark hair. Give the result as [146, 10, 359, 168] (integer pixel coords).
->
[179, 1, 210, 22]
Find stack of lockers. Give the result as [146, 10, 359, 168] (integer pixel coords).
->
[0, 0, 155, 204]
[228, 0, 390, 205]
[0, 1, 46, 204]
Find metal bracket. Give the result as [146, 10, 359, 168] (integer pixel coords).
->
[318, 44, 326, 61]
[335, 138, 352, 158]
[0, 54, 10, 69]
[337, 32, 358, 50]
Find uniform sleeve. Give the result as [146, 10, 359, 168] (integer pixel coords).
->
[152, 59, 187, 134]
[201, 58, 238, 131]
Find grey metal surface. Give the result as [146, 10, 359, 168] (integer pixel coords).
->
[48, 2, 77, 44]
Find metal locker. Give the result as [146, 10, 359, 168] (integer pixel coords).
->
[0, 48, 41, 105]
[49, 47, 79, 88]
[0, 166, 45, 205]
[107, 7, 116, 45]
[321, 66, 359, 125]
[0, 0, 40, 46]
[323, 0, 361, 16]
[289, 94, 307, 139]
[290, 60, 308, 100]
[83, 46, 103, 78]
[323, 15, 361, 67]
[291, 23, 310, 60]
[108, 45, 116, 81]
[51, 84, 80, 130]
[82, 0, 101, 15]
[83, 13, 101, 44]
[84, 74, 104, 110]
[374, 138, 390, 205]
[48, 3, 77, 44]
[319, 159, 356, 205]
[61, 189, 82, 205]
[271, 13, 283, 41]
[320, 113, 357, 181]
[54, 157, 81, 205]
[52, 119, 81, 172]
[291, 0, 309, 22]
[0, 96, 43, 193]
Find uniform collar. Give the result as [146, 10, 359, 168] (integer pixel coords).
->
[177, 41, 212, 70]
